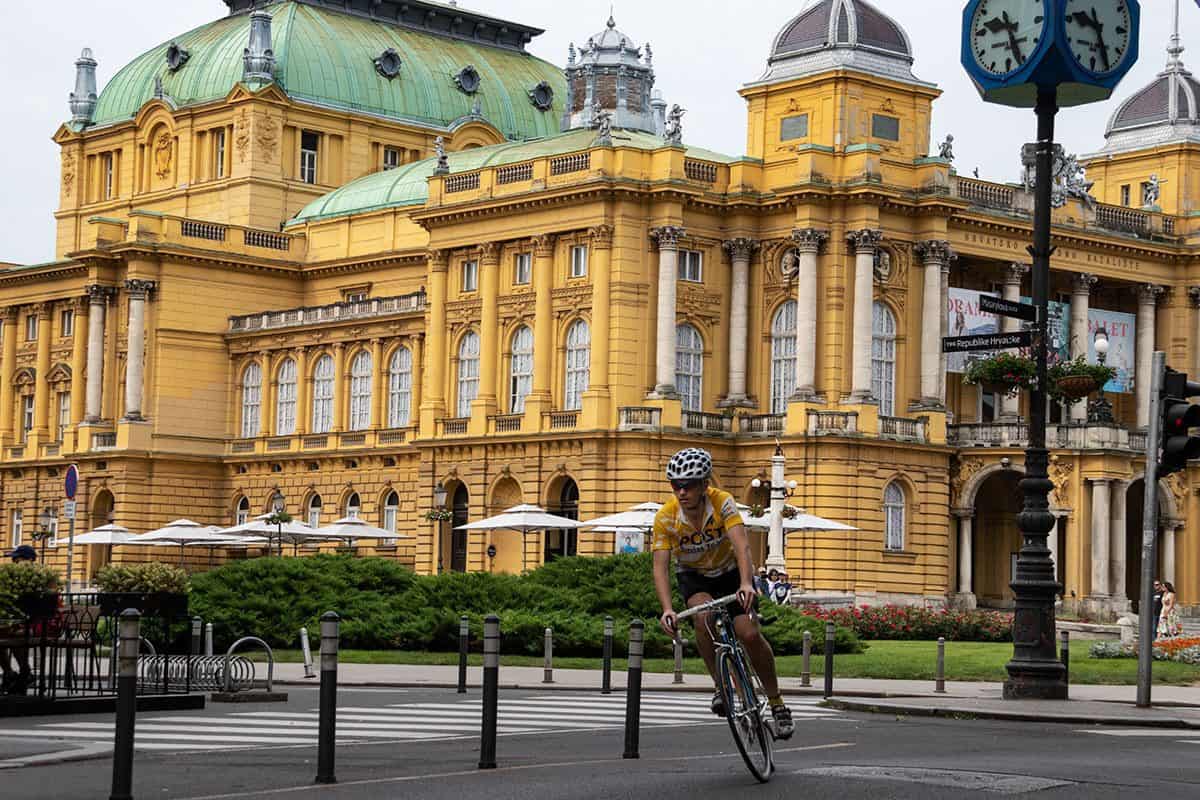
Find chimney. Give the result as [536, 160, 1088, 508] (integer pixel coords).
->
[243, 10, 275, 83]
[650, 89, 667, 136]
[69, 48, 98, 125]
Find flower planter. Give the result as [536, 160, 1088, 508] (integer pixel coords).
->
[980, 380, 1018, 396]
[1054, 374, 1099, 399]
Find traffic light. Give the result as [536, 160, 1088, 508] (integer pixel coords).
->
[1158, 368, 1200, 476]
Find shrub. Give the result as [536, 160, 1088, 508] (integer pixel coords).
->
[0, 563, 60, 617]
[1088, 641, 1130, 659]
[800, 604, 1012, 642]
[95, 563, 190, 594]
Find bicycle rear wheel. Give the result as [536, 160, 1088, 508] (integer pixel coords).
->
[716, 648, 773, 782]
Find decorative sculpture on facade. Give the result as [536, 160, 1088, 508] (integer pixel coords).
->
[592, 103, 613, 144]
[664, 104, 685, 145]
[1143, 174, 1162, 207]
[1021, 143, 1096, 210]
[434, 136, 449, 174]
[153, 132, 173, 179]
[937, 134, 955, 161]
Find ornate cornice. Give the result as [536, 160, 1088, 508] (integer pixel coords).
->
[650, 226, 685, 250]
[790, 228, 829, 254]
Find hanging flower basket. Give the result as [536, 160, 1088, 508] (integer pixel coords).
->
[963, 353, 1037, 398]
[1047, 356, 1117, 405]
[1054, 374, 1099, 399]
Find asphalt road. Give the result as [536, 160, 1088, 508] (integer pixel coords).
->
[1, 687, 1197, 798]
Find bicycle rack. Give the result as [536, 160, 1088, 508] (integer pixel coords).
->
[223, 637, 275, 693]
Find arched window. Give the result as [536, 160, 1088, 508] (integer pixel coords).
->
[872, 301, 897, 417]
[348, 350, 373, 431]
[884, 482, 905, 551]
[307, 494, 323, 529]
[382, 490, 399, 539]
[345, 492, 361, 520]
[235, 496, 250, 526]
[509, 326, 533, 414]
[564, 320, 590, 411]
[311, 355, 334, 433]
[675, 324, 704, 412]
[387, 347, 412, 428]
[240, 362, 262, 438]
[457, 331, 480, 418]
[276, 358, 297, 435]
[770, 301, 797, 414]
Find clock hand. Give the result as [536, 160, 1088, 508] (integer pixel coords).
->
[1089, 7, 1111, 70]
[1071, 11, 1096, 29]
[983, 17, 1010, 34]
[1001, 11, 1024, 64]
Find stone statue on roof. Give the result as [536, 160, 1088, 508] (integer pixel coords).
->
[434, 136, 449, 174]
[664, 104, 685, 145]
[937, 134, 955, 162]
[1143, 174, 1162, 207]
[592, 103, 613, 144]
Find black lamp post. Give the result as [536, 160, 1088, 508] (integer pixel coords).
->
[270, 489, 285, 558]
[1087, 327, 1114, 425]
[433, 483, 448, 573]
[36, 506, 55, 563]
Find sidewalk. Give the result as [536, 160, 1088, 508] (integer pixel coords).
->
[269, 662, 1200, 728]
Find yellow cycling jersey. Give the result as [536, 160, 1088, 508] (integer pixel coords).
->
[651, 487, 744, 578]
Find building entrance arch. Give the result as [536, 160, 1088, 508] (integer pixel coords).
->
[1124, 479, 1179, 611]
[972, 470, 1024, 607]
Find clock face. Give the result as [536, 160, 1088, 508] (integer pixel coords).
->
[1063, 0, 1133, 75]
[970, 0, 1048, 77]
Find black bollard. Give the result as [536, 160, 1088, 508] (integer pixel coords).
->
[109, 609, 140, 800]
[602, 616, 613, 694]
[315, 611, 339, 785]
[1061, 630, 1070, 695]
[623, 620, 644, 760]
[543, 627, 554, 684]
[823, 622, 835, 700]
[479, 615, 500, 769]
[672, 636, 684, 685]
[458, 615, 469, 694]
[801, 630, 812, 688]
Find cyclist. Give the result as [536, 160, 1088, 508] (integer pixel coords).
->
[652, 447, 794, 739]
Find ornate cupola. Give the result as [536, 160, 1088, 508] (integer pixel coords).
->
[242, 9, 276, 84]
[562, 16, 657, 133]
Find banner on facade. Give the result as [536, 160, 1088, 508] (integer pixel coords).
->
[1020, 297, 1070, 367]
[946, 288, 999, 373]
[1088, 309, 1136, 393]
[614, 529, 645, 555]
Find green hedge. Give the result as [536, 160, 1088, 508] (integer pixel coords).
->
[189, 553, 862, 658]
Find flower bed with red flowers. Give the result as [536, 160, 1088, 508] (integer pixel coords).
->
[799, 604, 1013, 642]
[1090, 636, 1200, 665]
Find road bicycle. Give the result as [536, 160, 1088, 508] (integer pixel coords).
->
[674, 593, 774, 782]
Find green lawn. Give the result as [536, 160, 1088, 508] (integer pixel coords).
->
[264, 641, 1200, 686]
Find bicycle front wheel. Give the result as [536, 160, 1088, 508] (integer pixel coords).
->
[716, 648, 773, 782]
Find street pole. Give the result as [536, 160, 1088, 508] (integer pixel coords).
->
[765, 444, 786, 570]
[109, 610, 140, 800]
[1004, 84, 1067, 701]
[315, 611, 339, 785]
[1137, 351, 1165, 708]
[65, 514, 75, 592]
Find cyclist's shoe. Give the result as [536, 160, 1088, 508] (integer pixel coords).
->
[769, 703, 794, 739]
[710, 690, 727, 717]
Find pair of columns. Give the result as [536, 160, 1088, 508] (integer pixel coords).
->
[955, 509, 1061, 596]
[84, 280, 154, 424]
[1088, 478, 1180, 598]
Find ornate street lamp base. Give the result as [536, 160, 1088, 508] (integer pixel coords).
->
[1003, 661, 1067, 700]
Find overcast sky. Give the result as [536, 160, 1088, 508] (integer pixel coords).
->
[0, 0, 1189, 265]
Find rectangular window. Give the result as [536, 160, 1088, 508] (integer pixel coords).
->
[1120, 184, 1131, 207]
[60, 309, 74, 337]
[514, 252, 532, 285]
[21, 396, 33, 441]
[57, 392, 70, 437]
[461, 260, 478, 293]
[300, 131, 320, 185]
[384, 505, 398, 534]
[780, 114, 809, 141]
[10, 510, 21, 549]
[25, 315, 37, 342]
[102, 153, 114, 199]
[570, 245, 588, 278]
[344, 291, 368, 304]
[214, 129, 227, 179]
[871, 114, 901, 142]
[383, 147, 401, 170]
[678, 250, 703, 283]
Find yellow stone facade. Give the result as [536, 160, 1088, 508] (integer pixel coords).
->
[4, 1, 1199, 619]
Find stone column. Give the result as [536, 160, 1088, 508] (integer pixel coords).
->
[1069, 274, 1097, 423]
[259, 350, 274, 438]
[32, 303, 52, 437]
[791, 229, 827, 400]
[409, 334, 424, 420]
[1110, 480, 1128, 607]
[915, 241, 955, 406]
[530, 235, 556, 403]
[1048, 514, 1060, 583]
[0, 308, 16, 439]
[476, 242, 500, 409]
[419, 250, 449, 434]
[331, 342, 346, 432]
[1000, 264, 1029, 420]
[1090, 478, 1111, 598]
[122, 279, 155, 421]
[847, 229, 882, 401]
[370, 338, 385, 429]
[955, 511, 974, 595]
[293, 347, 309, 436]
[69, 296, 88, 427]
[1136, 284, 1163, 429]
[588, 225, 614, 392]
[1163, 522, 1179, 586]
[722, 237, 760, 404]
[84, 286, 110, 422]
[650, 226, 685, 396]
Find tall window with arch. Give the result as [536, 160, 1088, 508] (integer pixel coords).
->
[276, 358, 297, 435]
[457, 331, 480, 418]
[884, 482, 906, 551]
[306, 494, 323, 529]
[564, 320, 590, 411]
[235, 496, 250, 526]
[387, 346, 412, 427]
[770, 300, 797, 414]
[872, 301, 897, 417]
[345, 492, 361, 520]
[509, 326, 533, 414]
[675, 324, 704, 412]
[311, 355, 334, 433]
[240, 362, 262, 438]
[382, 490, 399, 541]
[348, 350, 373, 431]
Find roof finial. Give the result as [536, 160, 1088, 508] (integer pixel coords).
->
[1167, 0, 1184, 69]
[607, 6, 616, 29]
[69, 48, 98, 125]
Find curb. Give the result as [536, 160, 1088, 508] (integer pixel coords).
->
[273, 679, 905, 699]
[824, 698, 1200, 729]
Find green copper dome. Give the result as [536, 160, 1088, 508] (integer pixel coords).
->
[88, 1, 566, 140]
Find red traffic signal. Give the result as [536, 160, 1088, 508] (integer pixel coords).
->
[1159, 368, 1200, 476]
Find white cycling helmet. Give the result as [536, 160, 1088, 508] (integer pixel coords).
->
[666, 448, 713, 481]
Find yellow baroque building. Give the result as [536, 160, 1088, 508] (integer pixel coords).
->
[7, 0, 1200, 619]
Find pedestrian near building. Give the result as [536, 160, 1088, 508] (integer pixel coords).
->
[1152, 580, 1165, 639]
[1158, 582, 1182, 639]
[1, 545, 38, 695]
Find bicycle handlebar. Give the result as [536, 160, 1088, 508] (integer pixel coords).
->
[673, 593, 742, 624]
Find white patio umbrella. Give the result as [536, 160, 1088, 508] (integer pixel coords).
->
[316, 516, 408, 546]
[218, 517, 317, 555]
[456, 504, 582, 533]
[738, 504, 857, 532]
[579, 502, 662, 532]
[73, 523, 135, 545]
[134, 519, 249, 564]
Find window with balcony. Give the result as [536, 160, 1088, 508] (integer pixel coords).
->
[884, 482, 906, 551]
[564, 320, 590, 411]
[311, 355, 334, 433]
[276, 358, 297, 435]
[509, 326, 533, 414]
[300, 131, 320, 185]
[678, 250, 703, 283]
[514, 252, 532, 285]
[676, 324, 703, 412]
[388, 346, 412, 428]
[240, 362, 262, 438]
[872, 302, 896, 417]
[348, 350, 372, 431]
[457, 331, 480, 418]
[770, 300, 797, 414]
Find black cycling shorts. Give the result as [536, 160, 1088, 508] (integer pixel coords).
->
[677, 568, 748, 619]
